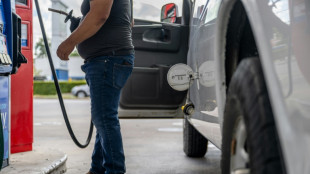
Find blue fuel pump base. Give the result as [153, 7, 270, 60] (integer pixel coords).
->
[34, 0, 93, 148]
[0, 114, 4, 170]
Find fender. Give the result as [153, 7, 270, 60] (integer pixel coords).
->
[215, 1, 303, 173]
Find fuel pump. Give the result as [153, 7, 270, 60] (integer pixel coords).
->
[0, 0, 27, 170]
[0, 0, 12, 170]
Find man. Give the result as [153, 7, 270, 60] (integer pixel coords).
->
[57, 0, 134, 173]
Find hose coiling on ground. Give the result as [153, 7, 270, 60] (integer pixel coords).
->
[34, 0, 93, 148]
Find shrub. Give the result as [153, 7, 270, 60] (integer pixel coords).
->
[34, 81, 87, 95]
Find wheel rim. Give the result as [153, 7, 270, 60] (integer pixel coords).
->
[77, 92, 86, 98]
[230, 117, 250, 174]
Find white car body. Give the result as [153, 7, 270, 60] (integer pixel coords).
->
[71, 85, 90, 98]
[186, 0, 310, 173]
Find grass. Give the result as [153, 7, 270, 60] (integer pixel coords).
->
[34, 93, 89, 99]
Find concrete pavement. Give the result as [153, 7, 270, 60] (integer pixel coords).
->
[2, 99, 221, 174]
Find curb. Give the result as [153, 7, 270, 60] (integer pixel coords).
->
[42, 155, 68, 174]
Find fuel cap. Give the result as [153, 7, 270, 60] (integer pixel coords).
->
[167, 64, 194, 91]
[198, 61, 215, 87]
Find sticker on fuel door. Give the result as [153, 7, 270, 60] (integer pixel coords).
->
[167, 64, 194, 91]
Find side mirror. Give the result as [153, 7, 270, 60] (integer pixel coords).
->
[161, 3, 178, 23]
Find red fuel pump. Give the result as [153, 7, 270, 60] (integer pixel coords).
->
[11, 0, 33, 153]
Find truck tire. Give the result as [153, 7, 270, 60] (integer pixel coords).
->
[183, 117, 208, 157]
[221, 58, 286, 174]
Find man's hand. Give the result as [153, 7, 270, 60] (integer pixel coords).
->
[56, 0, 113, 61]
[57, 39, 75, 61]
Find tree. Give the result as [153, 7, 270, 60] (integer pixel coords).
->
[35, 37, 80, 58]
[35, 37, 51, 58]
[70, 50, 80, 57]
[33, 65, 42, 76]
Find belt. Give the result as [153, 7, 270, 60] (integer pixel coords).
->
[84, 49, 135, 63]
[104, 49, 135, 56]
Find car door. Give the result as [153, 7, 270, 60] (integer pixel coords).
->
[119, 1, 191, 116]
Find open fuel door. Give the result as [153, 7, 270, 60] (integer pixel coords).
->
[120, 3, 189, 111]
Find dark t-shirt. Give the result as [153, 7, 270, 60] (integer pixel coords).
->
[77, 0, 134, 59]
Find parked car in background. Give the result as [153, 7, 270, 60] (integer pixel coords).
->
[71, 85, 90, 98]
[33, 76, 47, 81]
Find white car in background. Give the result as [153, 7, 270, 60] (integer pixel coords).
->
[71, 85, 90, 98]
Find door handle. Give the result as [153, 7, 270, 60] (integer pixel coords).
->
[161, 29, 169, 42]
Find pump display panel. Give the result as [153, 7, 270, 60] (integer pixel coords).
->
[15, 0, 27, 6]
[21, 23, 27, 47]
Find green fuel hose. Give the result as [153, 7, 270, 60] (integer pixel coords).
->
[34, 0, 93, 148]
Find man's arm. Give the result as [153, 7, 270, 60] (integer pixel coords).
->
[57, 0, 113, 60]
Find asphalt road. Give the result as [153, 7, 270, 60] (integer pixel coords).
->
[34, 99, 221, 174]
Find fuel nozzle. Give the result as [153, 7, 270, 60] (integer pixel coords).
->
[48, 8, 73, 23]
[69, 16, 81, 33]
[64, 10, 73, 23]
[48, 8, 81, 32]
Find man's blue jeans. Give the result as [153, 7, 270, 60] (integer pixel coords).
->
[81, 54, 134, 174]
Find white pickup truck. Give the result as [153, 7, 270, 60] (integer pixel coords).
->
[124, 0, 310, 173]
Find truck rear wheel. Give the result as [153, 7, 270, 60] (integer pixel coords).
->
[183, 117, 208, 157]
[221, 58, 285, 174]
